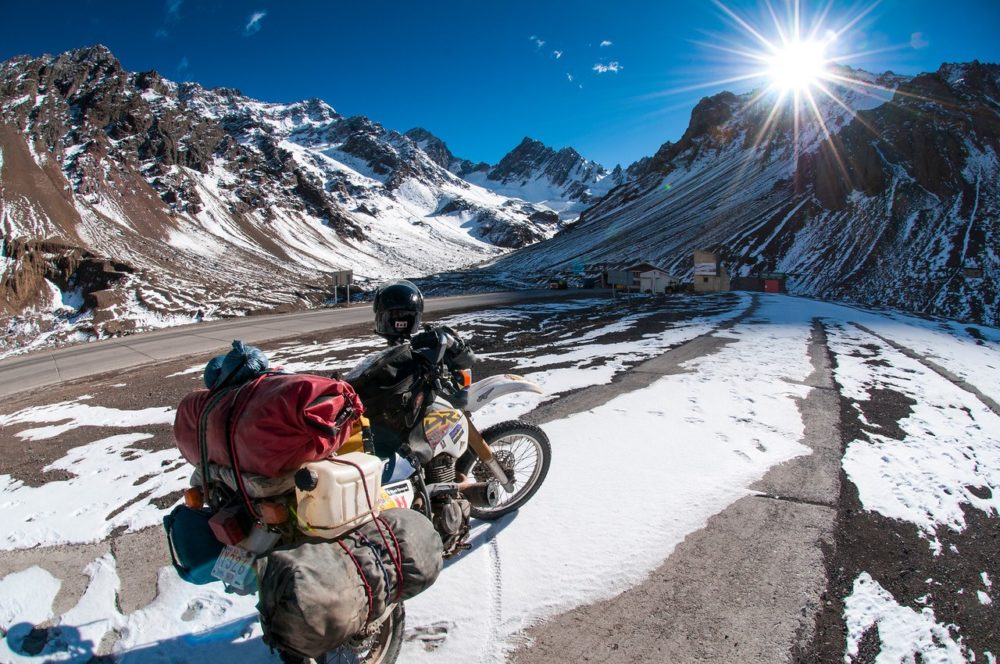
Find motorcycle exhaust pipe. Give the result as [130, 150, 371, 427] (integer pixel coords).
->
[460, 481, 500, 508]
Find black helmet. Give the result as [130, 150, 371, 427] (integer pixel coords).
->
[374, 279, 424, 339]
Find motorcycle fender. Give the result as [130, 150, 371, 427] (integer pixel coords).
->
[465, 374, 543, 413]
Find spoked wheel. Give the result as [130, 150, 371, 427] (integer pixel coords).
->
[321, 604, 405, 664]
[464, 421, 551, 520]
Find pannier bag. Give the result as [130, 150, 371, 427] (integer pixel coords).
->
[257, 508, 443, 658]
[174, 373, 365, 478]
[163, 505, 225, 585]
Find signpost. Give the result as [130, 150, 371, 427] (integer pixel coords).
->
[606, 270, 630, 298]
[332, 270, 353, 305]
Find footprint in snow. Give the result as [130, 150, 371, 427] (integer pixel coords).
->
[181, 597, 230, 622]
[405, 621, 455, 652]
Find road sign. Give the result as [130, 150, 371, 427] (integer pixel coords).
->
[332, 270, 353, 287]
[607, 270, 630, 287]
[331, 270, 354, 305]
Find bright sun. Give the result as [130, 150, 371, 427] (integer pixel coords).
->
[766, 38, 831, 93]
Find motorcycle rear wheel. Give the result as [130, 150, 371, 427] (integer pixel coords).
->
[462, 421, 551, 520]
[320, 604, 405, 664]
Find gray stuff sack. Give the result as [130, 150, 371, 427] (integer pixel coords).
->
[257, 508, 443, 659]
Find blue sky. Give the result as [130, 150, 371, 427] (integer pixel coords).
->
[2, 1, 999, 168]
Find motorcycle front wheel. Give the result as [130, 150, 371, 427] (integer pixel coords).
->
[461, 420, 551, 520]
[321, 604, 405, 664]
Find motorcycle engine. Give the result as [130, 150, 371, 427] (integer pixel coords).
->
[433, 494, 471, 557]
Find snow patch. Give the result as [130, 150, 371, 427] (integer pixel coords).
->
[830, 323, 1000, 545]
[0, 433, 189, 549]
[0, 567, 61, 632]
[0, 401, 175, 441]
[844, 572, 967, 663]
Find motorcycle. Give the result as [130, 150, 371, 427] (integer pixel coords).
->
[353, 325, 553, 551]
[197, 326, 551, 664]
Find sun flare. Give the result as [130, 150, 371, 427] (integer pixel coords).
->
[766, 38, 831, 93]
[654, 0, 904, 166]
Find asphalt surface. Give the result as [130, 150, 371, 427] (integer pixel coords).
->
[0, 289, 583, 399]
[515, 314, 842, 663]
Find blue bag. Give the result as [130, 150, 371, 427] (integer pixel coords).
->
[163, 505, 224, 585]
[204, 340, 270, 390]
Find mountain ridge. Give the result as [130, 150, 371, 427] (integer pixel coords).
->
[0, 44, 563, 352]
[404, 128, 631, 218]
[495, 60, 1000, 325]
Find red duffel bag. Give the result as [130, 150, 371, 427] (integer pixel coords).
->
[174, 373, 365, 478]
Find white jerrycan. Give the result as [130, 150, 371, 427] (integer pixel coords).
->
[294, 452, 383, 539]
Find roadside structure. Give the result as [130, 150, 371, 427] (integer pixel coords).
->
[592, 262, 678, 292]
[640, 269, 681, 293]
[731, 272, 788, 293]
[693, 250, 730, 292]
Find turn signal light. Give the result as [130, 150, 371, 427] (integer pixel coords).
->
[260, 501, 289, 524]
[184, 487, 204, 509]
[458, 369, 472, 389]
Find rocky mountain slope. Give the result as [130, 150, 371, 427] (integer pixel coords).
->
[495, 62, 1000, 325]
[0, 45, 562, 352]
[406, 129, 628, 218]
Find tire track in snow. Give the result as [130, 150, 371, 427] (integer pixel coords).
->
[478, 537, 504, 663]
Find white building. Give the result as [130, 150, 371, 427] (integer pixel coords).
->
[639, 269, 681, 293]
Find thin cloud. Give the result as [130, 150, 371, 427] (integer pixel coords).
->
[166, 0, 182, 20]
[600, 40, 613, 47]
[177, 56, 190, 73]
[553, 50, 563, 59]
[245, 10, 267, 36]
[910, 32, 929, 49]
[158, 0, 182, 37]
[566, 73, 574, 82]
[592, 61, 623, 74]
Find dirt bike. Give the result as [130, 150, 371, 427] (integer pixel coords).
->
[199, 327, 551, 664]
[321, 326, 552, 663]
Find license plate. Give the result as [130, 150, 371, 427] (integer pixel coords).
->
[211, 545, 257, 592]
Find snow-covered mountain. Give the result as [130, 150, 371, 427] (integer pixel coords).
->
[495, 62, 1000, 325]
[405, 129, 629, 219]
[0, 45, 562, 350]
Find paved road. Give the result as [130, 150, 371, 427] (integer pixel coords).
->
[515, 311, 842, 663]
[0, 289, 588, 399]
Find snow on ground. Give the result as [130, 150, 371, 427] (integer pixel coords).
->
[843, 573, 967, 663]
[0, 294, 998, 662]
[401, 294, 814, 663]
[829, 322, 1000, 547]
[0, 433, 189, 550]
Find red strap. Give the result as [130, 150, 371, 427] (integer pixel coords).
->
[329, 457, 405, 603]
[338, 539, 374, 622]
[374, 515, 405, 602]
[225, 375, 269, 518]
